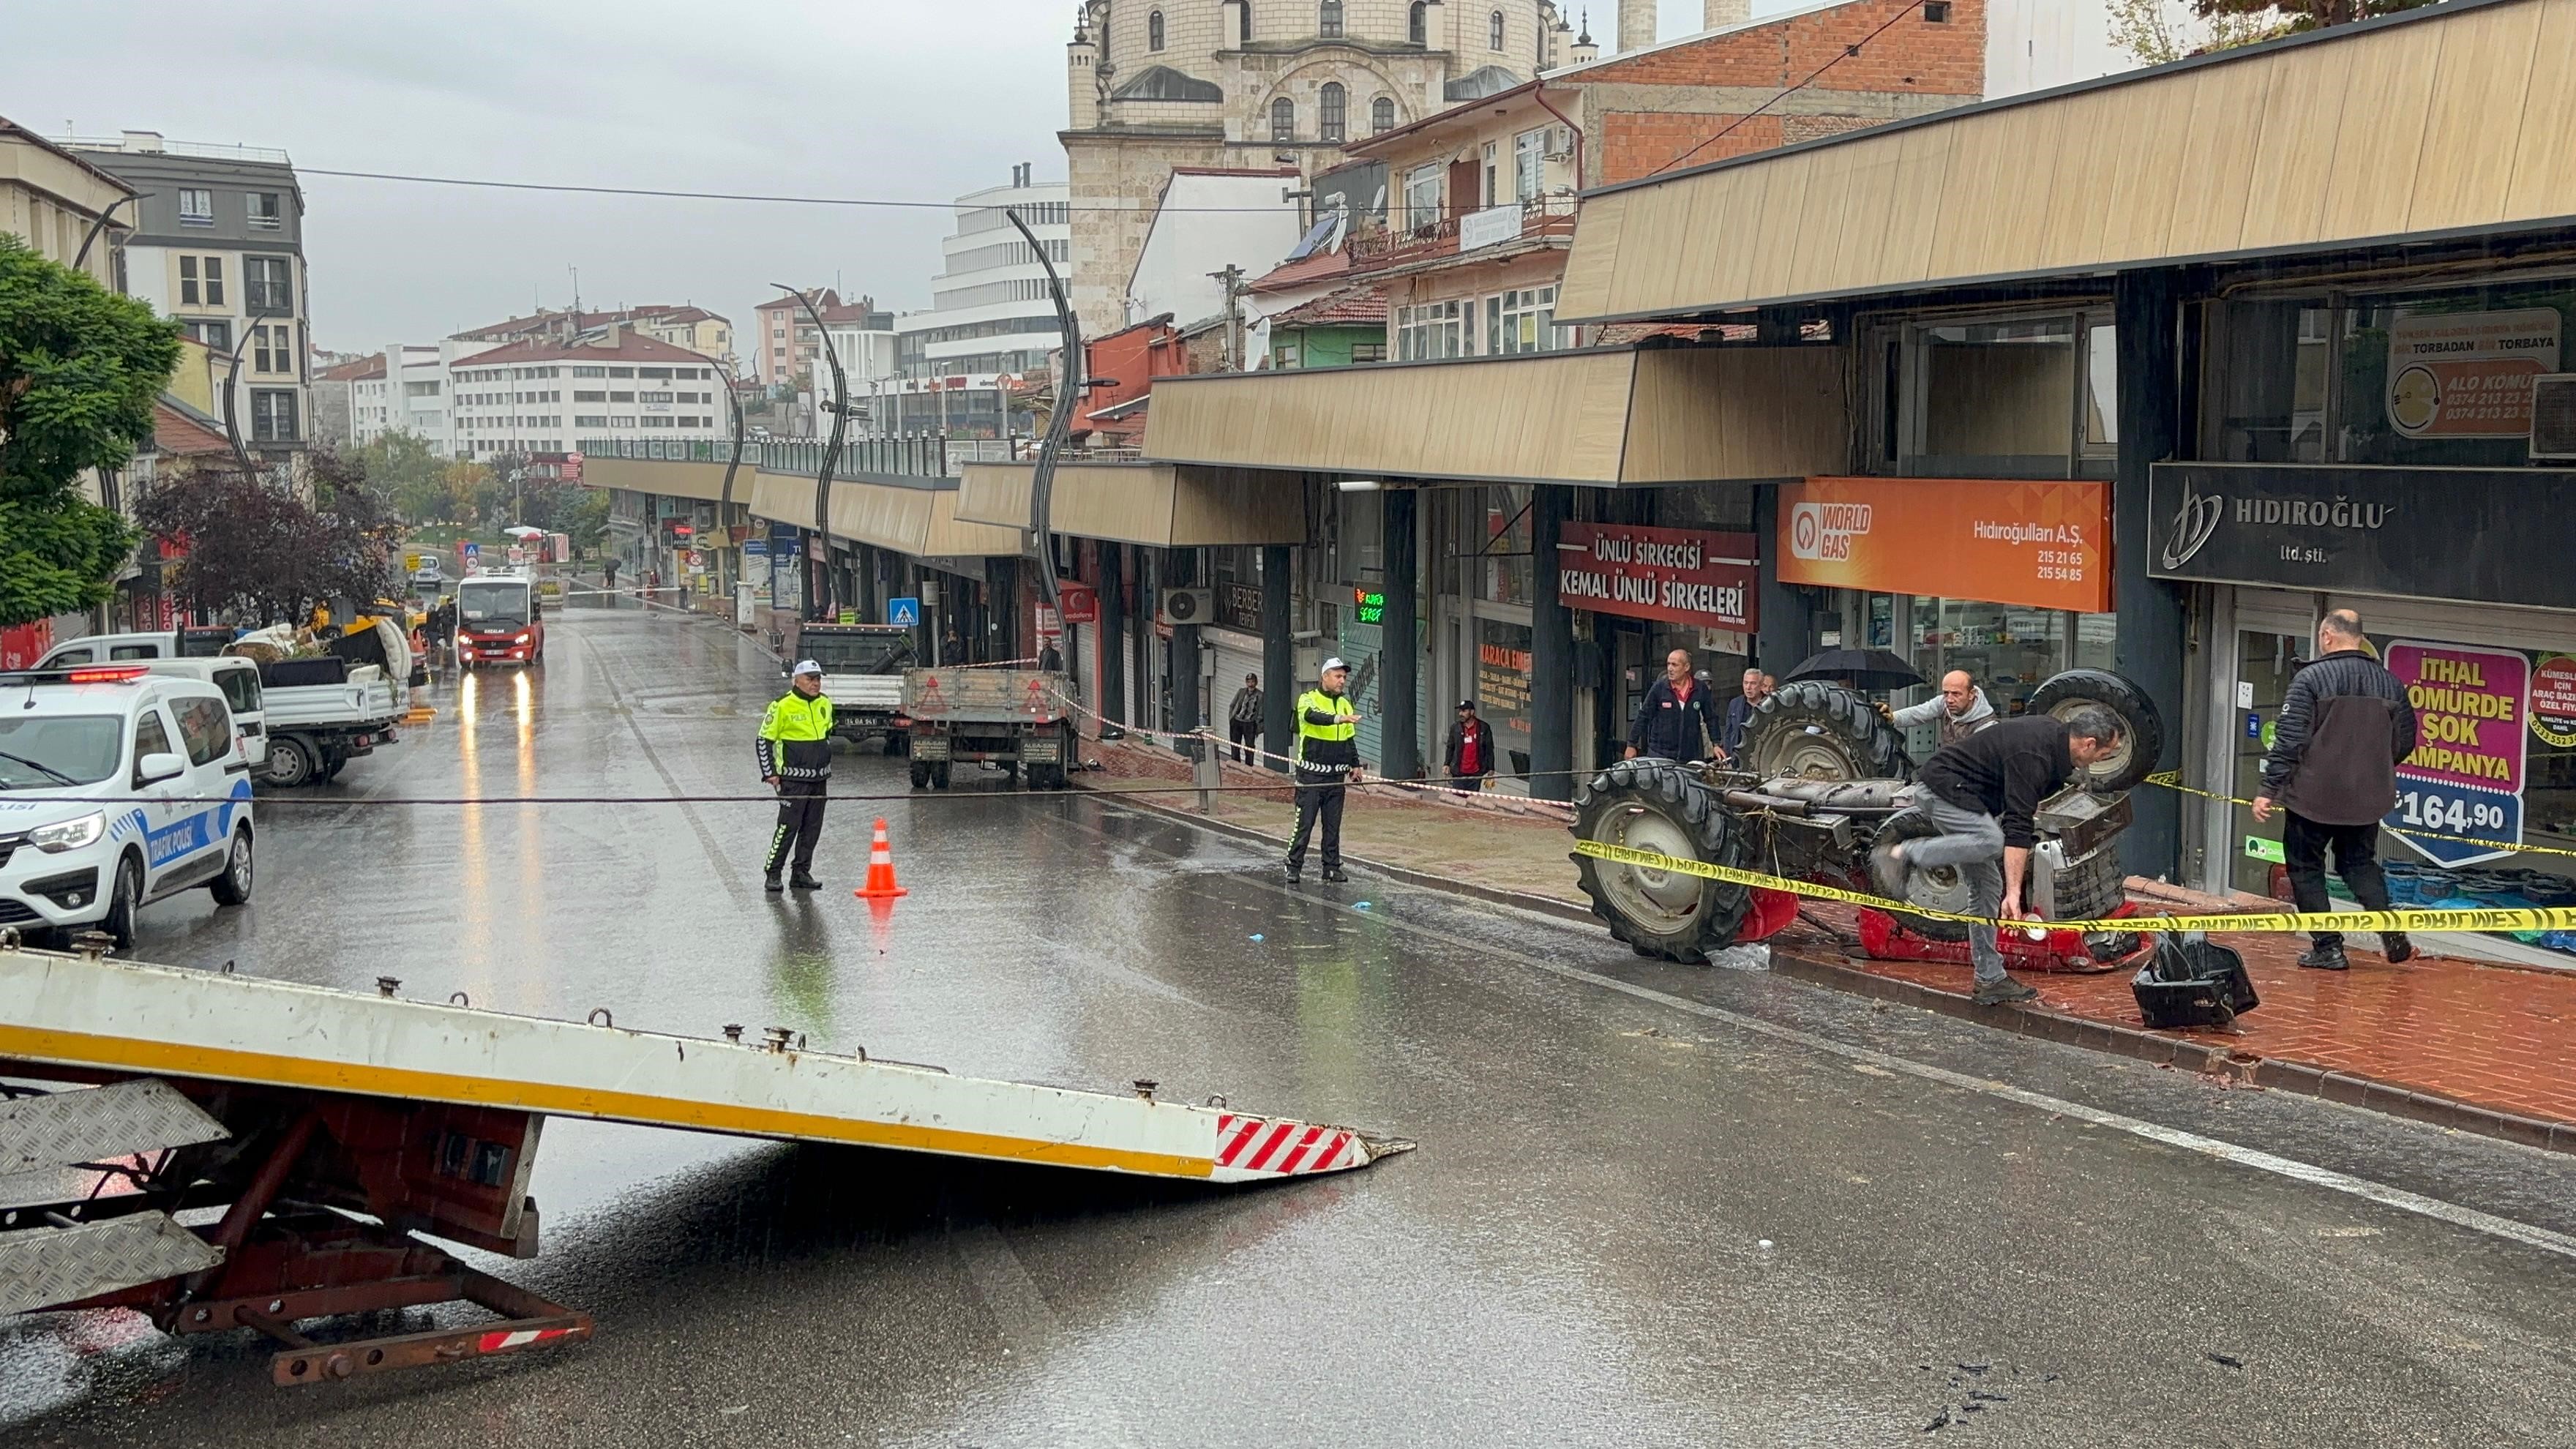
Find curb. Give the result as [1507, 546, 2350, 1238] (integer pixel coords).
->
[1761, 941, 2576, 1158]
[1086, 780, 2576, 1159]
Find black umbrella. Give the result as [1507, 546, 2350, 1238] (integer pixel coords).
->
[1783, 648, 1925, 692]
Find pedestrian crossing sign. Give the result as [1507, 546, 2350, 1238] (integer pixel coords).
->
[888, 596, 921, 627]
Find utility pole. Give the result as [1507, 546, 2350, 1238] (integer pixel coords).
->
[1210, 264, 1246, 370]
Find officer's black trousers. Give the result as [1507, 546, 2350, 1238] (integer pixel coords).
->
[1287, 779, 1345, 872]
[765, 778, 827, 876]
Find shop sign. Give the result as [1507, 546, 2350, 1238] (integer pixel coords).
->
[1459, 203, 1521, 252]
[1218, 582, 1262, 634]
[1057, 582, 1098, 624]
[2149, 463, 2576, 610]
[1556, 523, 1756, 631]
[2384, 640, 2528, 866]
[2533, 654, 2576, 750]
[2385, 308, 2561, 438]
[1778, 477, 2109, 614]
[1352, 587, 1387, 626]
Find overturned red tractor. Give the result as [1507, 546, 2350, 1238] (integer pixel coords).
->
[1572, 670, 2165, 967]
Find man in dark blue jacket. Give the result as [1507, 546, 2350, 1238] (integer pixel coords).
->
[1626, 649, 1723, 762]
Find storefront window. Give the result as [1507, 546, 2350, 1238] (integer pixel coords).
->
[2204, 274, 2575, 468]
[1895, 595, 2117, 752]
[1476, 617, 1533, 776]
[1903, 318, 2080, 478]
[1482, 486, 1532, 606]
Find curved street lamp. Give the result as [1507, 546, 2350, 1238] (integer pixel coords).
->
[773, 283, 848, 623]
[218, 312, 281, 476]
[73, 193, 145, 274]
[709, 355, 748, 599]
[1006, 208, 1082, 691]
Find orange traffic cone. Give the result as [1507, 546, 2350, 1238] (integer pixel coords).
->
[855, 817, 908, 899]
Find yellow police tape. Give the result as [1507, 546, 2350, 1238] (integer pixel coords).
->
[2141, 769, 2576, 864]
[1568, 839, 2576, 937]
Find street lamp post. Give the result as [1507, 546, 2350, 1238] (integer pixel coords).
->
[774, 284, 849, 624]
[219, 311, 282, 476]
[1006, 208, 1082, 693]
[711, 356, 747, 604]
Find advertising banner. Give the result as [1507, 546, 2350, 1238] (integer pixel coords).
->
[2384, 640, 2529, 866]
[1556, 523, 1757, 631]
[1777, 476, 2111, 613]
[2532, 654, 2576, 751]
[2384, 308, 2561, 438]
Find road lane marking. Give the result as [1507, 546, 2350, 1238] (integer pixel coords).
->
[1066, 801, 2576, 1265]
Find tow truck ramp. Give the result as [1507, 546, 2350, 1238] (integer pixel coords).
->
[0, 937, 1405, 1385]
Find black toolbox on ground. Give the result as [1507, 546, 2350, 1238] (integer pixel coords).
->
[2131, 935, 2259, 1029]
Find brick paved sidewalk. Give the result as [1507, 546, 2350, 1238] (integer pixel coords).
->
[1080, 735, 2576, 1143]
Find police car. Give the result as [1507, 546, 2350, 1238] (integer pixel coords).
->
[0, 665, 257, 951]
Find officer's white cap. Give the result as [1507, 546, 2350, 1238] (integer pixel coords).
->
[793, 659, 822, 676]
[1321, 656, 1349, 673]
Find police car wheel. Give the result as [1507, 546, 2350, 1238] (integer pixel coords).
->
[103, 855, 142, 954]
[209, 825, 255, 907]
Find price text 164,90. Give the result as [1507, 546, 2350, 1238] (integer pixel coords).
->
[2396, 788, 2508, 838]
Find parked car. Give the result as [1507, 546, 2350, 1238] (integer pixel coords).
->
[0, 664, 256, 951]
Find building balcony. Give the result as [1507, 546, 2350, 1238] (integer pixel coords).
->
[1347, 194, 1577, 275]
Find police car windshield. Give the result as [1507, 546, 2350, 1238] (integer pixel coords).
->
[0, 716, 121, 789]
[457, 581, 528, 629]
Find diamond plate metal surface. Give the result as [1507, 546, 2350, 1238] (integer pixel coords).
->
[0, 1078, 228, 1175]
[0, 1213, 222, 1314]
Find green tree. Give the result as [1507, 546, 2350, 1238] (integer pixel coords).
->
[2185, 0, 2437, 37]
[0, 236, 180, 626]
[136, 450, 398, 624]
[360, 430, 455, 525]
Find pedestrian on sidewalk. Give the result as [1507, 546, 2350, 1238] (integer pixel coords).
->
[602, 556, 620, 596]
[1718, 667, 1770, 763]
[1888, 669, 1996, 746]
[1883, 707, 2128, 1006]
[2253, 608, 2419, 970]
[1287, 658, 1363, 884]
[1445, 699, 1494, 790]
[1627, 649, 1723, 762]
[757, 660, 836, 894]
[1228, 673, 1264, 765]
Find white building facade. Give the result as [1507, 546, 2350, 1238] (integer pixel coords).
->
[452, 327, 726, 460]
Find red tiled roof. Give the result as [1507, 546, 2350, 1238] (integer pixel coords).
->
[454, 331, 717, 367]
[457, 303, 727, 340]
[317, 355, 385, 381]
[152, 400, 230, 457]
[1248, 249, 1352, 295]
[1269, 285, 1386, 329]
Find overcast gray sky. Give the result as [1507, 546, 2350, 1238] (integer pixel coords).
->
[1, 0, 1792, 351]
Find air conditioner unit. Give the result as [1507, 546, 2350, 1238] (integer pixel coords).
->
[1545, 127, 1573, 160]
[2531, 373, 2576, 460]
[1157, 588, 1214, 626]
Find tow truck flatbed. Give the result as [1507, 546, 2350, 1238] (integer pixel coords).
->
[0, 939, 1404, 1384]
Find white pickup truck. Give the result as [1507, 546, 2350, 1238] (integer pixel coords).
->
[796, 624, 916, 753]
[37, 631, 405, 788]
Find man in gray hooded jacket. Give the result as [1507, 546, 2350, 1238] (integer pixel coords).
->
[1890, 670, 1996, 748]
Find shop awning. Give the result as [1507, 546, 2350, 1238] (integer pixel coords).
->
[1556, 0, 2576, 325]
[584, 456, 1022, 558]
[954, 461, 1306, 546]
[1139, 345, 1846, 487]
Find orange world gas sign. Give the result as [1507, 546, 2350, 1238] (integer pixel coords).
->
[1778, 476, 2112, 614]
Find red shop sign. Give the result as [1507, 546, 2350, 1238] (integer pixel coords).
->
[1555, 523, 1757, 631]
[1056, 582, 1099, 625]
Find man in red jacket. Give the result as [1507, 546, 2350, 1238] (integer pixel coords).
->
[1445, 700, 1494, 790]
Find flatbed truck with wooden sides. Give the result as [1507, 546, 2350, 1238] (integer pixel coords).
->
[898, 667, 1077, 790]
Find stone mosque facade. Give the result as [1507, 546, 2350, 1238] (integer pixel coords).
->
[1061, 0, 1581, 334]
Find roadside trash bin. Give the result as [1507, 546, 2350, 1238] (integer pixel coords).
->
[2131, 933, 2259, 1029]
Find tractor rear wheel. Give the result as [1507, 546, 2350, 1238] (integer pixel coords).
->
[1741, 681, 1912, 782]
[1571, 758, 1753, 964]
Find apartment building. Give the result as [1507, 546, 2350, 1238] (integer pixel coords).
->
[451, 327, 727, 460]
[887, 168, 1072, 438]
[753, 288, 839, 389]
[63, 130, 312, 455]
[457, 304, 733, 367]
[0, 115, 135, 290]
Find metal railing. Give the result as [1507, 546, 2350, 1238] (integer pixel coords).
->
[575, 434, 1004, 479]
[52, 134, 293, 165]
[1348, 193, 1578, 269]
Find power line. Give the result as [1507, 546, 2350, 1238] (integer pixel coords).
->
[297, 166, 1306, 214]
[1646, 0, 1924, 179]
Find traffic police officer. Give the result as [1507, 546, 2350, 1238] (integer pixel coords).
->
[1287, 657, 1363, 884]
[757, 659, 835, 891]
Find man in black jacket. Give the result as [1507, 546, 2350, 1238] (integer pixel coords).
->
[2253, 610, 2419, 970]
[1625, 649, 1723, 762]
[1882, 706, 2127, 1005]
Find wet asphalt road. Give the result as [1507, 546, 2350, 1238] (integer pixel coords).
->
[7, 602, 2576, 1447]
